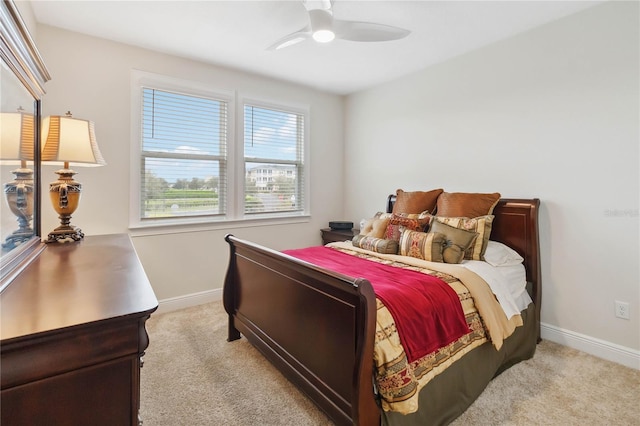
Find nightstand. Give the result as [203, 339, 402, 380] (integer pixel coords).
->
[321, 228, 359, 245]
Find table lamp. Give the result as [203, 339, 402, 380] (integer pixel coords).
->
[0, 108, 36, 250]
[41, 111, 105, 243]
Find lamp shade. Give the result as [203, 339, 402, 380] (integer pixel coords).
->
[1, 110, 36, 249]
[0, 110, 35, 163]
[41, 114, 106, 167]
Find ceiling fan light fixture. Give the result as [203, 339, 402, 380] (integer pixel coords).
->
[309, 8, 335, 43]
[269, 1, 411, 51]
[312, 29, 335, 43]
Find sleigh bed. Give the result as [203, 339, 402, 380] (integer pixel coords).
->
[223, 195, 541, 426]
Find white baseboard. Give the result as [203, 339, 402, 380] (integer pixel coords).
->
[156, 289, 222, 315]
[541, 322, 640, 370]
[154, 294, 640, 370]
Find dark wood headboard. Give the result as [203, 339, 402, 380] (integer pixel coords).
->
[491, 199, 541, 299]
[386, 195, 541, 339]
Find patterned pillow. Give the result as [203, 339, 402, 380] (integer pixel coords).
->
[429, 221, 478, 264]
[392, 188, 444, 214]
[399, 230, 445, 263]
[359, 215, 391, 239]
[384, 212, 432, 242]
[352, 235, 399, 254]
[431, 215, 494, 261]
[436, 192, 500, 218]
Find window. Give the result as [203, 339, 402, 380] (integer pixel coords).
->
[243, 103, 305, 215]
[130, 71, 309, 229]
[140, 88, 227, 220]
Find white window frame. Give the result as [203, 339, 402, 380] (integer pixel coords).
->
[237, 95, 310, 220]
[129, 71, 310, 233]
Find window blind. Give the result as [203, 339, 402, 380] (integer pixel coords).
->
[244, 105, 304, 214]
[140, 88, 227, 219]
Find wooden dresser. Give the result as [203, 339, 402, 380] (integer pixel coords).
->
[0, 234, 158, 426]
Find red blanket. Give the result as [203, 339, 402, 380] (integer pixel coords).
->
[283, 246, 470, 363]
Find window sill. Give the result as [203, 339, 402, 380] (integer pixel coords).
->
[129, 214, 311, 237]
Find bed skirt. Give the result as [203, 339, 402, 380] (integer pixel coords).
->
[381, 303, 537, 426]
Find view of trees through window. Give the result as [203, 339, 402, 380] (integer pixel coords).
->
[142, 168, 221, 218]
[139, 87, 305, 221]
[142, 164, 298, 218]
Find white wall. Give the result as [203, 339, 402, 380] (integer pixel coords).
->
[35, 25, 345, 301]
[344, 1, 639, 354]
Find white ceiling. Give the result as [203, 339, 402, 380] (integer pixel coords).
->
[29, 0, 602, 95]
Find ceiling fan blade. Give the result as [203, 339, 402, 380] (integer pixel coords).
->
[334, 20, 410, 42]
[267, 27, 311, 50]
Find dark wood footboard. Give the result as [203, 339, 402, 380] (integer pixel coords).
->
[223, 235, 380, 426]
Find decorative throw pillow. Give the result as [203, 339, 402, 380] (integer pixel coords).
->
[399, 230, 445, 263]
[392, 188, 444, 215]
[352, 235, 399, 254]
[436, 192, 501, 218]
[431, 215, 494, 261]
[429, 220, 478, 264]
[384, 212, 432, 242]
[359, 216, 391, 239]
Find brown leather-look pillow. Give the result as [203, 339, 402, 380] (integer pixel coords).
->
[392, 188, 444, 214]
[436, 192, 501, 218]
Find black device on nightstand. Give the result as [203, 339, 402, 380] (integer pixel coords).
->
[328, 221, 354, 230]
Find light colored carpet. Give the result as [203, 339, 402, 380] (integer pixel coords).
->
[140, 302, 639, 425]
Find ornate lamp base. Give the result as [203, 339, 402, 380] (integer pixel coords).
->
[46, 166, 84, 244]
[3, 167, 35, 250]
[46, 221, 84, 243]
[2, 227, 35, 250]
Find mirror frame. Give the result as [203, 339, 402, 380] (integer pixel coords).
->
[0, 0, 51, 291]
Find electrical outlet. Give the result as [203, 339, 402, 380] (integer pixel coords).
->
[615, 301, 630, 320]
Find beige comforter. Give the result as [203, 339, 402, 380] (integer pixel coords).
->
[327, 241, 523, 414]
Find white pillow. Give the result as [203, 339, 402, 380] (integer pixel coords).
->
[484, 241, 524, 267]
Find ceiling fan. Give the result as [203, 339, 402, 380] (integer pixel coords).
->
[268, 0, 411, 50]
